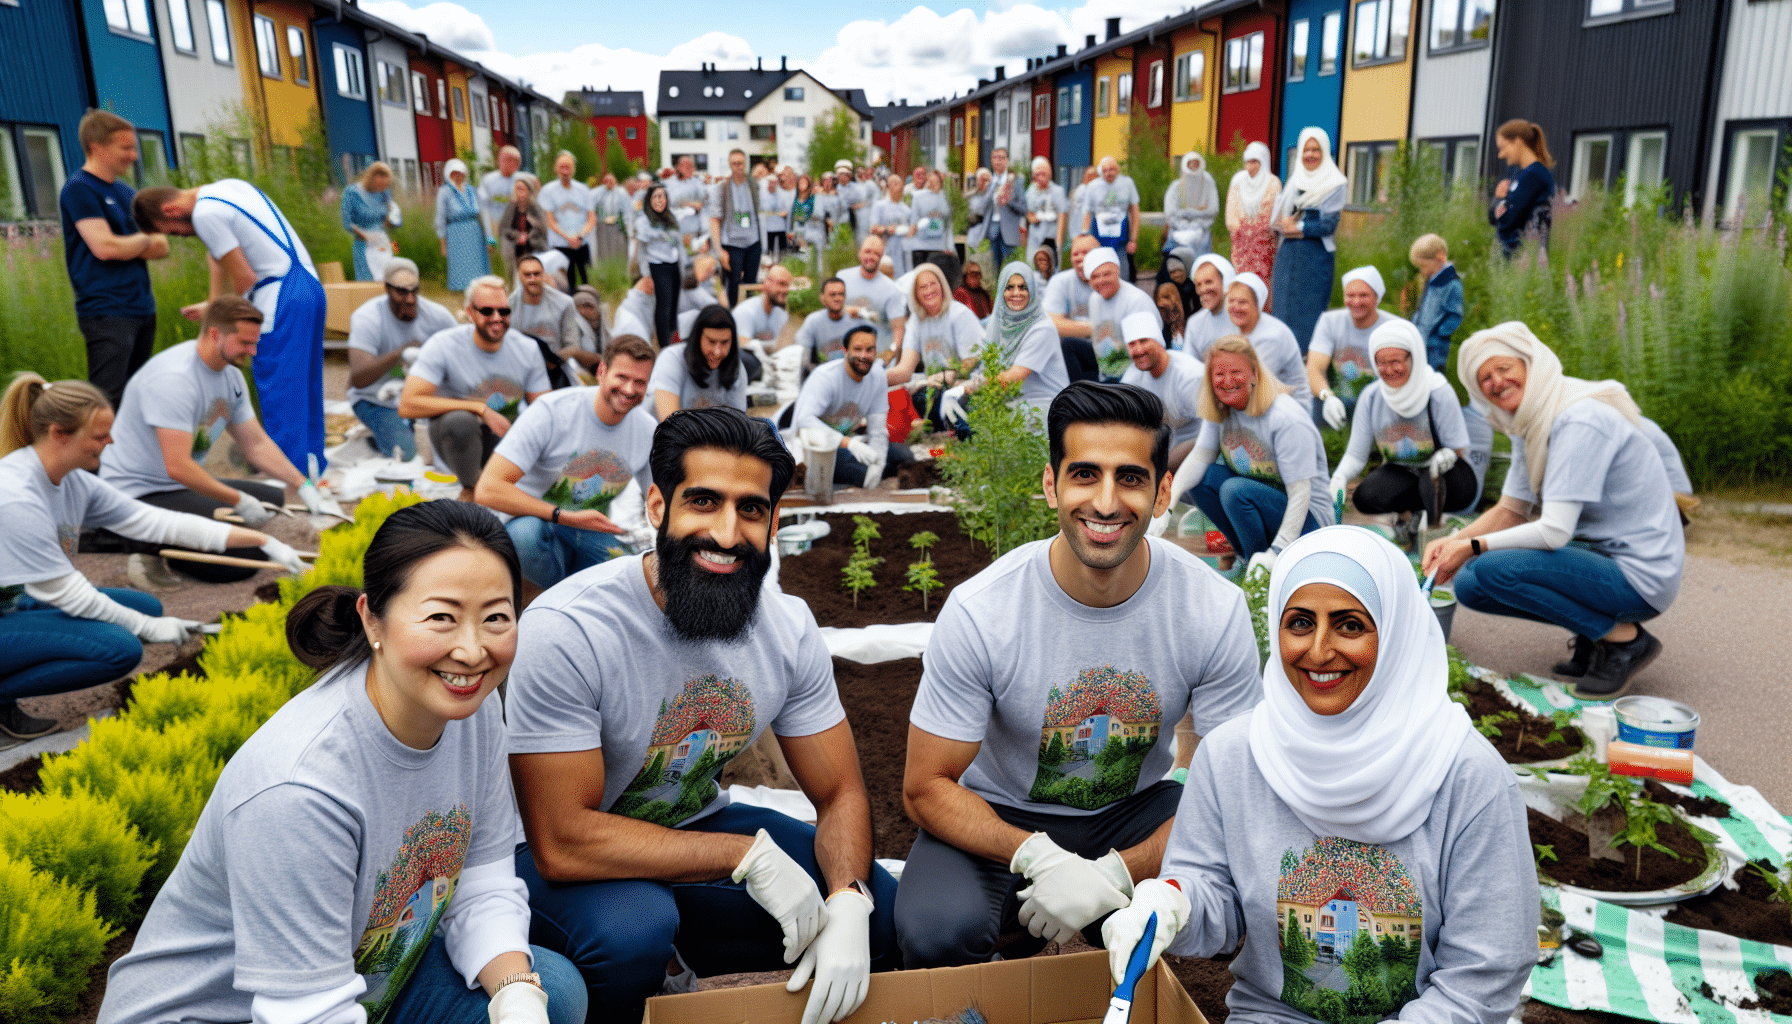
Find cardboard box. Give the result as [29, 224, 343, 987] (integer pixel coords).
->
[324, 281, 385, 335]
[643, 950, 1208, 1024]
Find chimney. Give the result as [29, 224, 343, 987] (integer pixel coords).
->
[757, 56, 763, 71]
[1106, 17, 1121, 40]
[781, 55, 788, 71]
[995, 66, 1006, 81]
[1085, 33, 1096, 48]
[978, 78, 989, 89]
[1055, 43, 1068, 57]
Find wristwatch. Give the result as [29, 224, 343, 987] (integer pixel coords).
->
[1470, 538, 1483, 556]
[498, 971, 543, 990]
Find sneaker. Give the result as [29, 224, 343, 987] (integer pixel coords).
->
[1552, 635, 1595, 678]
[0, 701, 60, 740]
[1573, 627, 1662, 701]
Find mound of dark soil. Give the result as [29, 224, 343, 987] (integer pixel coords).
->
[1460, 682, 1585, 763]
[1666, 859, 1792, 947]
[1530, 807, 1710, 892]
[780, 512, 988, 628]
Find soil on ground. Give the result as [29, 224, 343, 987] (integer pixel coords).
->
[1166, 952, 1236, 1024]
[1740, 969, 1792, 1015]
[780, 512, 988, 629]
[895, 459, 942, 491]
[1521, 1002, 1650, 1024]
[1529, 807, 1710, 892]
[1641, 778, 1732, 819]
[1460, 682, 1586, 762]
[1665, 859, 1792, 947]
[0, 754, 43, 794]
[834, 656, 923, 861]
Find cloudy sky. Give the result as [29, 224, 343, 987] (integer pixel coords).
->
[363, 0, 1198, 113]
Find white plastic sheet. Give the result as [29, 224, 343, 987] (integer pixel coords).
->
[819, 622, 934, 665]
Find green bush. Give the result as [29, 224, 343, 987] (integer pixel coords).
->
[939, 340, 1059, 558]
[0, 851, 117, 1024]
[0, 789, 155, 925]
[199, 602, 312, 698]
[1135, 224, 1165, 272]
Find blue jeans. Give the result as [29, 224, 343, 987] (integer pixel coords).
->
[990, 234, 1016, 273]
[1424, 332, 1451, 372]
[1188, 462, 1320, 562]
[0, 588, 160, 703]
[506, 515, 628, 590]
[515, 804, 899, 1023]
[833, 443, 915, 488]
[383, 932, 585, 1024]
[352, 399, 418, 461]
[1454, 546, 1660, 640]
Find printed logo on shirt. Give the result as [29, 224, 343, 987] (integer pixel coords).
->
[353, 804, 474, 1024]
[1092, 319, 1131, 379]
[613, 674, 756, 827]
[1220, 426, 1279, 481]
[1376, 420, 1436, 465]
[825, 400, 862, 435]
[1276, 838, 1423, 1021]
[1028, 665, 1162, 811]
[473, 376, 526, 421]
[542, 447, 632, 514]
[57, 523, 79, 559]
[1332, 345, 1374, 401]
[191, 396, 233, 459]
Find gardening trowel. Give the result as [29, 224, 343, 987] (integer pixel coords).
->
[1103, 912, 1158, 1024]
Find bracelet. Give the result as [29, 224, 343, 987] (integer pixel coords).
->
[1470, 538, 1482, 556]
[497, 970, 543, 991]
[551, 507, 561, 525]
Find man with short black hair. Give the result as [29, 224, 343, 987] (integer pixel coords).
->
[507, 406, 897, 1024]
[60, 109, 170, 407]
[792, 278, 872, 371]
[510, 252, 586, 386]
[707, 149, 762, 306]
[785, 326, 913, 489]
[344, 258, 457, 460]
[896, 381, 1260, 968]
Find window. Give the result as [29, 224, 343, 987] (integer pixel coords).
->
[1117, 73, 1132, 115]
[452, 86, 466, 122]
[471, 91, 487, 127]
[782, 116, 805, 128]
[1724, 126, 1787, 221]
[1319, 12, 1342, 74]
[1223, 32, 1265, 93]
[1430, 0, 1495, 52]
[21, 126, 67, 218]
[0, 132, 24, 219]
[751, 125, 776, 141]
[1289, 19, 1310, 80]
[1587, 0, 1673, 23]
[668, 120, 705, 140]
[1353, 0, 1412, 66]
[437, 81, 448, 121]
[672, 152, 708, 171]
[1097, 76, 1110, 118]
[168, 0, 196, 53]
[997, 107, 1008, 137]
[1625, 130, 1666, 206]
[1016, 98, 1029, 132]
[784, 86, 804, 101]
[1035, 94, 1051, 129]
[410, 71, 429, 114]
[136, 130, 168, 183]
[955, 117, 965, 144]
[287, 26, 308, 85]
[332, 45, 366, 100]
[205, 0, 231, 63]
[1070, 84, 1083, 124]
[1148, 62, 1164, 107]
[980, 110, 991, 142]
[253, 15, 280, 78]
[103, 0, 153, 37]
[1345, 141, 1398, 205]
[1452, 139, 1480, 187]
[626, 126, 637, 140]
[179, 132, 205, 170]
[1174, 51, 1204, 101]
[1571, 133, 1613, 199]
[228, 137, 252, 172]
[721, 121, 740, 140]
[1057, 89, 1070, 127]
[489, 95, 502, 129]
[380, 62, 406, 106]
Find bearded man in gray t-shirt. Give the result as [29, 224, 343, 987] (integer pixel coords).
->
[898, 381, 1262, 969]
[506, 407, 896, 1024]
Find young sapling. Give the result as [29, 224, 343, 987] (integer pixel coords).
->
[851, 514, 881, 554]
[1749, 862, 1792, 927]
[909, 530, 939, 562]
[905, 558, 942, 611]
[841, 554, 879, 609]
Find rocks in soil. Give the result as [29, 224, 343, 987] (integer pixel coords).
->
[1666, 859, 1792, 947]
[1742, 969, 1792, 1014]
[0, 754, 43, 794]
[779, 512, 988, 629]
[1529, 807, 1710, 892]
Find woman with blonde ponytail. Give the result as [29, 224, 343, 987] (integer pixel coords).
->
[0, 373, 306, 743]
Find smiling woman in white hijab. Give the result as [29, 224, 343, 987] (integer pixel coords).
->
[1101, 526, 1537, 1024]
[1164, 151, 1219, 258]
[1269, 128, 1349, 357]
[1423, 322, 1684, 700]
[1226, 141, 1281, 284]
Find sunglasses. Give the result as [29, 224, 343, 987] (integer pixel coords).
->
[473, 305, 512, 318]
[386, 284, 419, 296]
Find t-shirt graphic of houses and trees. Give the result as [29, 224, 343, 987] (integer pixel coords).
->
[1028, 666, 1161, 810]
[1375, 420, 1436, 465]
[1276, 837, 1423, 1024]
[191, 396, 234, 459]
[473, 376, 526, 421]
[612, 675, 756, 827]
[1221, 426, 1279, 482]
[542, 448, 632, 515]
[1091, 317, 1132, 380]
[352, 805, 474, 1024]
[1331, 344, 1373, 401]
[825, 401, 862, 435]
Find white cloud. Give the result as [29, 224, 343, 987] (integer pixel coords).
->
[363, 1, 495, 52]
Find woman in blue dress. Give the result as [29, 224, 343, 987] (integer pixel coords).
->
[340, 162, 398, 281]
[1268, 128, 1348, 356]
[434, 158, 490, 293]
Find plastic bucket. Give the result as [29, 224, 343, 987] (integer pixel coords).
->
[1429, 591, 1457, 641]
[801, 433, 838, 505]
[1613, 696, 1699, 749]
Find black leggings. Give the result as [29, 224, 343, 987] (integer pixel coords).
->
[555, 244, 590, 288]
[1351, 460, 1479, 518]
[647, 260, 682, 348]
[123, 479, 286, 582]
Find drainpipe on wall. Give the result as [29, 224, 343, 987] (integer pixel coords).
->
[1692, 0, 1733, 219]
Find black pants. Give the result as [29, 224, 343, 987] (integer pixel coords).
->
[79, 313, 157, 409]
[764, 231, 787, 262]
[894, 780, 1183, 968]
[553, 244, 590, 289]
[125, 479, 286, 582]
[1061, 336, 1100, 383]
[426, 411, 500, 489]
[647, 260, 682, 348]
[722, 241, 761, 306]
[1351, 460, 1479, 519]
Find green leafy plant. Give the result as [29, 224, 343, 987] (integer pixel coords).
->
[1534, 843, 1557, 868]
[1240, 560, 1272, 664]
[851, 514, 882, 554]
[1749, 862, 1792, 927]
[1567, 755, 1705, 880]
[937, 339, 1059, 560]
[0, 850, 118, 1024]
[904, 559, 942, 611]
[909, 530, 939, 561]
[1475, 709, 1518, 740]
[841, 554, 879, 609]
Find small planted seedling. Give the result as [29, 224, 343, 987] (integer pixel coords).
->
[1749, 862, 1792, 927]
[905, 559, 942, 611]
[1476, 709, 1519, 741]
[909, 530, 939, 562]
[851, 514, 881, 554]
[1533, 843, 1558, 884]
[841, 553, 879, 609]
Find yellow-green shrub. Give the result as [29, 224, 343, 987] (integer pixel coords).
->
[197, 602, 310, 697]
[0, 850, 117, 1024]
[124, 671, 211, 730]
[277, 490, 428, 605]
[0, 789, 155, 925]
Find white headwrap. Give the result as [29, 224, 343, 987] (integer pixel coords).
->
[1122, 311, 1160, 343]
[1248, 526, 1474, 845]
[1230, 141, 1276, 213]
[1340, 265, 1386, 301]
[1192, 253, 1235, 292]
[443, 158, 469, 183]
[1456, 322, 1642, 499]
[1031, 156, 1052, 176]
[1174, 151, 1216, 212]
[1230, 271, 1268, 310]
[1369, 320, 1441, 419]
[1084, 247, 1120, 277]
[1278, 127, 1349, 214]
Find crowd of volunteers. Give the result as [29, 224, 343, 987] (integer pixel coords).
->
[5, 105, 1697, 1024]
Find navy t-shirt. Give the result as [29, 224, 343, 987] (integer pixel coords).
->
[60, 169, 154, 317]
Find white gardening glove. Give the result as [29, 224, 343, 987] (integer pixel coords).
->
[1246, 550, 1277, 579]
[400, 345, 422, 366]
[732, 829, 828, 964]
[845, 438, 876, 464]
[375, 378, 405, 404]
[1329, 469, 1351, 499]
[1147, 511, 1171, 538]
[1320, 389, 1347, 431]
[861, 455, 886, 489]
[486, 979, 550, 1024]
[625, 526, 657, 553]
[1427, 447, 1459, 480]
[940, 385, 968, 427]
[233, 490, 274, 528]
[1010, 833, 1134, 945]
[1100, 879, 1191, 986]
[785, 889, 873, 1024]
[259, 538, 307, 575]
[298, 481, 349, 520]
[137, 616, 204, 644]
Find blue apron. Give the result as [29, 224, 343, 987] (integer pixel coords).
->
[199, 188, 327, 472]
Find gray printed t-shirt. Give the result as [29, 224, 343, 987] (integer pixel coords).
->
[1121, 349, 1207, 448]
[1010, 319, 1071, 412]
[1309, 308, 1406, 403]
[508, 286, 581, 351]
[1181, 307, 1231, 360]
[1245, 314, 1313, 405]
[911, 537, 1262, 815]
[0, 448, 139, 591]
[839, 271, 907, 353]
[100, 340, 256, 497]
[493, 387, 655, 514]
[408, 325, 551, 419]
[506, 554, 846, 828]
[1196, 393, 1333, 528]
[794, 310, 873, 364]
[1502, 400, 1684, 612]
[1088, 280, 1160, 380]
[1343, 380, 1470, 467]
[346, 295, 459, 408]
[910, 302, 984, 375]
[1043, 269, 1092, 326]
[98, 662, 520, 1024]
[733, 299, 790, 343]
[649, 342, 749, 416]
[792, 358, 888, 436]
[708, 180, 761, 247]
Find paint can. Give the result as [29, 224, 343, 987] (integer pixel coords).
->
[1429, 589, 1457, 642]
[1609, 696, 1698, 785]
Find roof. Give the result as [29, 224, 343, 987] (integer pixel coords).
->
[657, 68, 799, 116]
[325, 3, 575, 118]
[871, 102, 913, 133]
[835, 88, 876, 120]
[573, 89, 647, 119]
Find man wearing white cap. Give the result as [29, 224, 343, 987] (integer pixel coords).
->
[1118, 311, 1206, 463]
[345, 258, 458, 461]
[1079, 156, 1141, 280]
[1306, 265, 1409, 431]
[1182, 254, 1235, 360]
[1085, 246, 1160, 381]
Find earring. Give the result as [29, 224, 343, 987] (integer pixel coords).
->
[373, 640, 382, 651]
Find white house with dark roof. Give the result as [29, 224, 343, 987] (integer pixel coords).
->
[656, 59, 873, 173]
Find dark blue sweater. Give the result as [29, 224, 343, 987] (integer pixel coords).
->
[1488, 163, 1555, 253]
